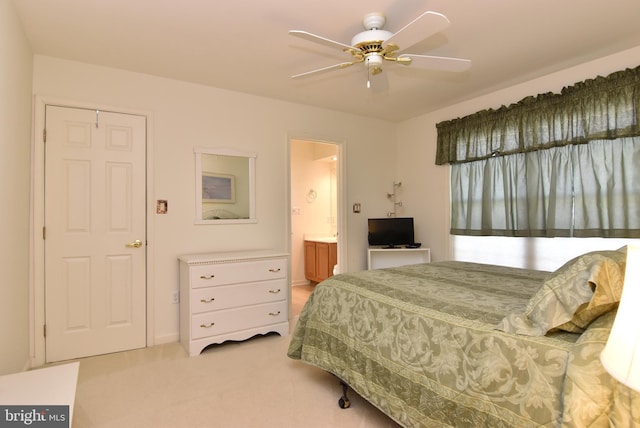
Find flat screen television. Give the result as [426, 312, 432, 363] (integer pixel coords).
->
[368, 217, 414, 248]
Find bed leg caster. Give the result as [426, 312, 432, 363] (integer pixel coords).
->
[338, 381, 351, 409]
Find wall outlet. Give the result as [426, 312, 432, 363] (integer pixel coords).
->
[171, 291, 180, 304]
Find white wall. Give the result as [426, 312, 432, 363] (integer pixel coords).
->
[0, 0, 33, 375]
[32, 56, 397, 345]
[398, 45, 640, 267]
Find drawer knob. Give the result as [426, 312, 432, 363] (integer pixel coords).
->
[268, 268, 281, 273]
[269, 311, 281, 316]
[200, 274, 215, 279]
[268, 289, 281, 294]
[200, 322, 215, 328]
[200, 297, 215, 303]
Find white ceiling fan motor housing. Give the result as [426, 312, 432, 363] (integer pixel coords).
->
[351, 13, 392, 47]
[351, 29, 393, 47]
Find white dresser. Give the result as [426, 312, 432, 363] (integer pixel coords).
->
[179, 250, 289, 356]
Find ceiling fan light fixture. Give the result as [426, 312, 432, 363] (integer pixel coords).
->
[366, 54, 383, 88]
[365, 54, 383, 69]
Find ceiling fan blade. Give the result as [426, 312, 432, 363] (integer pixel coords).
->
[383, 11, 450, 52]
[289, 30, 355, 52]
[291, 62, 356, 79]
[398, 54, 471, 72]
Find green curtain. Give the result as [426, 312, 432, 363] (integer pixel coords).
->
[572, 138, 640, 237]
[442, 65, 640, 238]
[450, 139, 640, 237]
[436, 65, 640, 165]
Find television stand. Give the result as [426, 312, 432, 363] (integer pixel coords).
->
[367, 247, 431, 270]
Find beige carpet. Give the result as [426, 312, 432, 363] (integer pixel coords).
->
[68, 287, 401, 427]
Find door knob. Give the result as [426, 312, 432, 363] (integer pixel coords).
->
[126, 239, 143, 248]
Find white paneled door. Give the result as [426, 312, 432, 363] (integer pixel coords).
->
[44, 106, 147, 362]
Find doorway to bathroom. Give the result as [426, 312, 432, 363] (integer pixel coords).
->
[289, 138, 342, 314]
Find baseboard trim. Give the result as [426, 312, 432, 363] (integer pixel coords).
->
[154, 333, 179, 345]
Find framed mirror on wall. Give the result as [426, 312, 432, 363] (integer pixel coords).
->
[194, 147, 257, 224]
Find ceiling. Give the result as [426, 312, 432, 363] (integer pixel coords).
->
[11, 0, 640, 122]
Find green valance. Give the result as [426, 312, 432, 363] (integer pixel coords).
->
[436, 65, 640, 165]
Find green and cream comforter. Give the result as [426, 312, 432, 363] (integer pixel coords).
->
[288, 260, 640, 427]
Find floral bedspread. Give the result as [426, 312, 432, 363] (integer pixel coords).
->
[288, 261, 638, 427]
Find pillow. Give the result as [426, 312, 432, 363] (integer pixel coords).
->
[496, 250, 626, 336]
[551, 250, 626, 333]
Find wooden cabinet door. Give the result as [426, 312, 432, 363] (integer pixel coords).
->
[316, 243, 330, 280]
[304, 241, 337, 283]
[304, 241, 317, 281]
[328, 242, 337, 275]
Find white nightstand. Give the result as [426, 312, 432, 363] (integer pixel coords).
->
[367, 247, 431, 269]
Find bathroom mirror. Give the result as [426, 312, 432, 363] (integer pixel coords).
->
[194, 147, 256, 224]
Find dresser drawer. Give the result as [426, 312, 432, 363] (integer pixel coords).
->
[191, 301, 288, 340]
[190, 258, 286, 288]
[190, 279, 286, 313]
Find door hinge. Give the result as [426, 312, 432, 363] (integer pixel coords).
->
[43, 227, 46, 240]
[43, 128, 46, 143]
[43, 324, 46, 338]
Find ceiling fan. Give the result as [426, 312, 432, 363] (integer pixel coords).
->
[289, 11, 471, 87]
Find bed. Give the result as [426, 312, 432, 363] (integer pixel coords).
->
[288, 249, 640, 427]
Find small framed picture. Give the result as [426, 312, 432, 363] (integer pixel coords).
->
[202, 173, 235, 203]
[156, 200, 168, 214]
